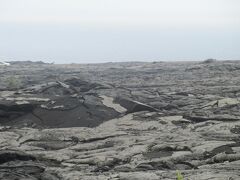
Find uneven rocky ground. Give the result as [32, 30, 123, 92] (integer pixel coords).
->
[1, 60, 240, 179]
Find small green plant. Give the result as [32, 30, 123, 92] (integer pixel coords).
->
[176, 170, 184, 180]
[5, 76, 22, 89]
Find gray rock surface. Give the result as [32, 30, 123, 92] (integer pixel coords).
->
[1, 60, 240, 179]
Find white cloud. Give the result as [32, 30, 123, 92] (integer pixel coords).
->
[0, 0, 239, 28]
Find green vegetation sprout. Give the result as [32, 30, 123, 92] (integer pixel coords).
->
[5, 76, 22, 90]
[176, 170, 184, 180]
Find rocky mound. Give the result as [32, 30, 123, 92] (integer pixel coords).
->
[0, 78, 157, 128]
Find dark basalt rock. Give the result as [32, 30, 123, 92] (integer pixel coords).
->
[0, 150, 36, 164]
[0, 78, 127, 128]
[1, 61, 240, 179]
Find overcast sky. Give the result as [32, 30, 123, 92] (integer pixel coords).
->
[0, 0, 240, 63]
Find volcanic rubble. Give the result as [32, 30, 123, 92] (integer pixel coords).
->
[0, 60, 240, 179]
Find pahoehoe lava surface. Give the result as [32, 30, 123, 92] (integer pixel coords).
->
[1, 61, 240, 179]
